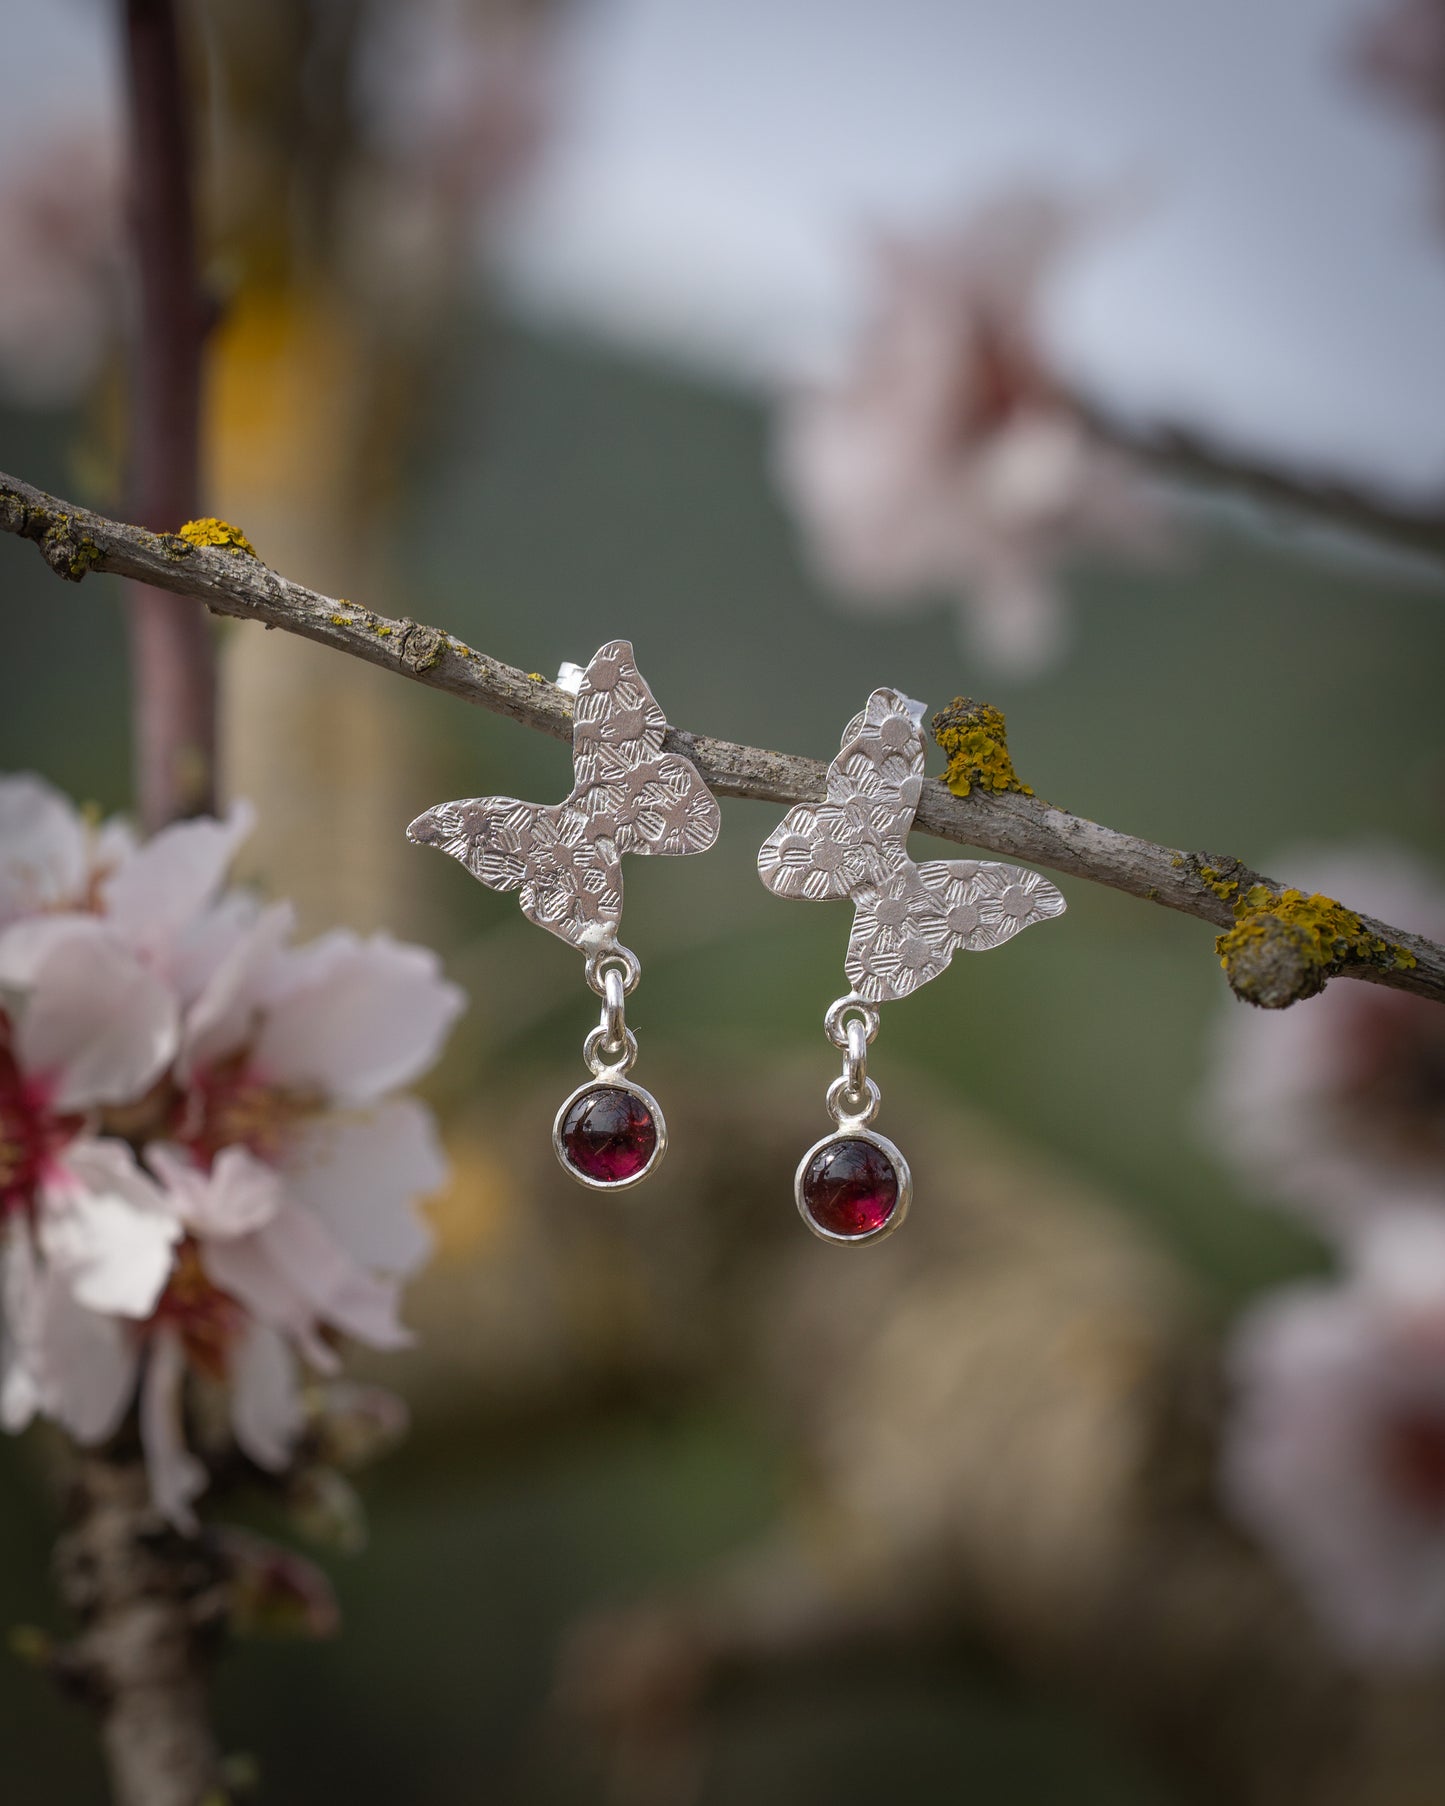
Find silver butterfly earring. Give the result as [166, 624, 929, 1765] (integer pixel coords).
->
[758, 687, 1066, 1245]
[408, 640, 720, 1190]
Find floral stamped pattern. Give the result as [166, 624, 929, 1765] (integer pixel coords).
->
[407, 640, 720, 952]
[758, 688, 1065, 1002]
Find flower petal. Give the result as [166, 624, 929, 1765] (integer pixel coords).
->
[38, 1279, 138, 1444]
[0, 1221, 42, 1432]
[280, 1099, 445, 1277]
[140, 1328, 207, 1532]
[40, 1139, 180, 1317]
[148, 1144, 283, 1240]
[180, 900, 295, 1074]
[0, 774, 88, 923]
[102, 802, 255, 962]
[254, 1205, 411, 1351]
[251, 931, 463, 1107]
[199, 1232, 335, 1369]
[230, 1321, 303, 1471]
[2, 918, 178, 1110]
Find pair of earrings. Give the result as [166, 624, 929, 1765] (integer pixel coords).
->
[408, 641, 1065, 1246]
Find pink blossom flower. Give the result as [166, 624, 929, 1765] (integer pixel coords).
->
[0, 774, 134, 926]
[358, 0, 550, 206]
[1202, 846, 1445, 1238]
[1224, 1210, 1445, 1663]
[774, 191, 1160, 676]
[0, 780, 463, 1528]
[0, 129, 124, 407]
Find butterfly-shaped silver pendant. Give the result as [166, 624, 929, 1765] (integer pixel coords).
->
[407, 639, 721, 954]
[758, 687, 1065, 1004]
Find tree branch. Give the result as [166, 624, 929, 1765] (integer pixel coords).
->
[122, 0, 215, 832]
[1079, 398, 1445, 567]
[2, 467, 1442, 1009]
[52, 1454, 222, 1806]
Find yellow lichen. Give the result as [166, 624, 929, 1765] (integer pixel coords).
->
[1197, 864, 1240, 901]
[329, 615, 354, 627]
[932, 697, 1034, 798]
[1216, 884, 1417, 1009]
[177, 516, 259, 558]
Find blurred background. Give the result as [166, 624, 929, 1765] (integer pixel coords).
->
[2, 1, 1445, 1802]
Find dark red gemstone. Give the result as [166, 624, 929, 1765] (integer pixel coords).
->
[800, 1137, 899, 1238]
[560, 1086, 657, 1184]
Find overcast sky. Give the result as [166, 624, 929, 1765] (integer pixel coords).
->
[6, 0, 1445, 499]
[500, 0, 1445, 499]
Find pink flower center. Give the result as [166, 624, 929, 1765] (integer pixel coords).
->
[1381, 1411, 1445, 1518]
[148, 1239, 246, 1380]
[0, 1011, 78, 1220]
[173, 1056, 317, 1170]
[1337, 989, 1445, 1165]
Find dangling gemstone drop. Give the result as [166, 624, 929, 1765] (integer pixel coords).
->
[799, 1136, 900, 1238]
[559, 1085, 658, 1184]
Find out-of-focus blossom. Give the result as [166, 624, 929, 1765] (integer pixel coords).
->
[774, 191, 1161, 677]
[0, 774, 134, 926]
[1203, 846, 1445, 1237]
[0, 131, 124, 407]
[1355, 0, 1445, 218]
[358, 0, 550, 207]
[217, 1526, 341, 1640]
[0, 776, 463, 1529]
[1224, 1210, 1445, 1662]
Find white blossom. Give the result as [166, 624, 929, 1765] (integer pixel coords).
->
[0, 778, 463, 1529]
[0, 130, 124, 408]
[774, 190, 1161, 677]
[1224, 1211, 1445, 1663]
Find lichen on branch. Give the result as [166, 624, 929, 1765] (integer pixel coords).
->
[932, 697, 1035, 798]
[1216, 884, 1417, 1009]
[177, 517, 257, 557]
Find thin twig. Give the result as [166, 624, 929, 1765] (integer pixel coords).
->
[2, 466, 1442, 1009]
[123, 0, 215, 831]
[1079, 399, 1445, 567]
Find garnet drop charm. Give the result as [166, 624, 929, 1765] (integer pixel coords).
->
[758, 687, 1066, 1244]
[407, 639, 720, 1189]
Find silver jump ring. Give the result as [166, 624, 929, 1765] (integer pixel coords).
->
[826, 1073, 881, 1127]
[584, 1023, 638, 1075]
[825, 993, 880, 1049]
[843, 1016, 869, 1094]
[601, 965, 628, 1045]
[586, 943, 641, 997]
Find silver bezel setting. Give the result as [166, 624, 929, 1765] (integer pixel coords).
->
[552, 1072, 667, 1191]
[794, 1123, 912, 1247]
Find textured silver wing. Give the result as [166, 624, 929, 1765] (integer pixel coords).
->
[757, 687, 922, 902]
[408, 640, 718, 953]
[569, 642, 720, 858]
[844, 858, 1067, 1002]
[513, 809, 623, 945]
[570, 640, 669, 779]
[758, 687, 1066, 1003]
[404, 796, 541, 892]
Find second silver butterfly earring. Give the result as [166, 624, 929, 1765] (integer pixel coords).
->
[758, 688, 1066, 1245]
[408, 640, 720, 1189]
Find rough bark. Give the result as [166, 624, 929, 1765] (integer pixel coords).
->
[52, 1454, 223, 1806]
[122, 0, 215, 831]
[2, 466, 1441, 1008]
